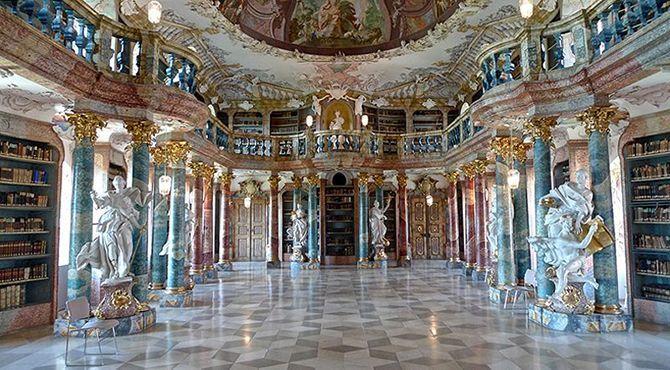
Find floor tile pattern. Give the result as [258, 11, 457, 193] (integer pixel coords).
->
[1, 267, 669, 369]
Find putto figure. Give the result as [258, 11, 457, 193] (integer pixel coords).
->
[76, 176, 150, 282]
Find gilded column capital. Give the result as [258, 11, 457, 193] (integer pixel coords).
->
[490, 137, 531, 162]
[460, 163, 476, 179]
[189, 161, 215, 181]
[66, 112, 107, 143]
[305, 174, 320, 188]
[396, 173, 408, 188]
[523, 116, 558, 144]
[218, 173, 234, 186]
[124, 120, 159, 147]
[576, 106, 628, 135]
[444, 171, 460, 184]
[357, 172, 370, 186]
[149, 145, 169, 165]
[162, 141, 191, 165]
[291, 174, 304, 189]
[268, 174, 281, 190]
[371, 174, 385, 189]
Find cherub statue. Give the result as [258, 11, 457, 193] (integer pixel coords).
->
[76, 176, 151, 282]
[288, 204, 308, 262]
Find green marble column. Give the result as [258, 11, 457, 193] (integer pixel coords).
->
[512, 158, 530, 283]
[66, 113, 106, 301]
[305, 174, 320, 267]
[358, 173, 370, 266]
[149, 161, 168, 290]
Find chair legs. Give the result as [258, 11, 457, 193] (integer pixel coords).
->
[95, 330, 104, 366]
[112, 327, 119, 355]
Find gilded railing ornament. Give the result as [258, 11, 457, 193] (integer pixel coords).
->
[162, 141, 191, 164]
[358, 172, 370, 186]
[445, 171, 460, 184]
[576, 106, 628, 135]
[268, 174, 281, 190]
[523, 116, 558, 144]
[66, 112, 107, 143]
[305, 174, 320, 188]
[371, 174, 385, 189]
[292, 174, 304, 189]
[490, 137, 531, 162]
[124, 120, 159, 147]
[396, 173, 408, 188]
[218, 172, 234, 186]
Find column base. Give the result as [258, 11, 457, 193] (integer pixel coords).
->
[215, 260, 233, 272]
[488, 286, 518, 305]
[54, 307, 157, 337]
[204, 269, 217, 280]
[156, 289, 194, 307]
[397, 258, 411, 267]
[190, 271, 207, 284]
[528, 303, 633, 333]
[447, 260, 463, 270]
[471, 268, 488, 282]
[460, 264, 475, 277]
[267, 260, 282, 269]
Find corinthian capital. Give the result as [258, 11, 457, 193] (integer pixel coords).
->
[490, 137, 531, 162]
[162, 141, 191, 165]
[66, 113, 107, 144]
[576, 106, 628, 135]
[124, 120, 159, 147]
[523, 116, 557, 144]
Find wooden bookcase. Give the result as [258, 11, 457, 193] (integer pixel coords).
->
[324, 186, 355, 264]
[233, 112, 263, 134]
[413, 110, 443, 132]
[0, 133, 58, 332]
[363, 106, 406, 134]
[624, 133, 670, 323]
[281, 191, 294, 260]
[270, 108, 309, 135]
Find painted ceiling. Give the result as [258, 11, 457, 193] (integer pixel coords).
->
[122, 0, 524, 106]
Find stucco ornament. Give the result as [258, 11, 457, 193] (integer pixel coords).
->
[422, 98, 437, 110]
[528, 169, 615, 314]
[288, 204, 308, 262]
[287, 98, 303, 109]
[76, 176, 151, 282]
[238, 100, 254, 111]
[369, 198, 392, 261]
[370, 97, 390, 108]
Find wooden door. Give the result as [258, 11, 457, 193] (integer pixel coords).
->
[233, 198, 267, 261]
[409, 195, 446, 259]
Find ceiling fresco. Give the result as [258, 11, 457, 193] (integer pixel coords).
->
[122, 0, 524, 106]
[217, 0, 462, 55]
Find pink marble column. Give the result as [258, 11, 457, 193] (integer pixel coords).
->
[202, 175, 214, 270]
[218, 173, 233, 264]
[474, 173, 488, 274]
[396, 174, 409, 266]
[463, 177, 477, 271]
[190, 173, 204, 274]
[268, 174, 281, 267]
[446, 178, 460, 262]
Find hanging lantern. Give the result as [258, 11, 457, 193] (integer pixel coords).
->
[519, 0, 533, 19]
[305, 115, 313, 128]
[158, 175, 172, 196]
[426, 194, 434, 207]
[361, 114, 369, 127]
[147, 0, 163, 24]
[244, 196, 252, 209]
[507, 168, 520, 190]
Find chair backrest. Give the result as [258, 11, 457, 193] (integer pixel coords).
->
[524, 269, 536, 287]
[66, 297, 91, 321]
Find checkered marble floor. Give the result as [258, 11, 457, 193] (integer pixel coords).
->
[1, 266, 669, 370]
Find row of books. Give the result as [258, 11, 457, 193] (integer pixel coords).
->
[0, 168, 48, 185]
[0, 217, 45, 233]
[633, 206, 670, 223]
[0, 140, 53, 161]
[0, 192, 49, 207]
[637, 258, 670, 276]
[626, 138, 670, 157]
[641, 285, 670, 302]
[632, 185, 670, 200]
[632, 163, 670, 180]
[0, 240, 47, 257]
[0, 264, 48, 283]
[0, 284, 26, 311]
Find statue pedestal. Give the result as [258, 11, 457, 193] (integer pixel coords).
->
[150, 289, 194, 307]
[267, 261, 282, 269]
[528, 303, 633, 333]
[94, 277, 141, 319]
[488, 286, 517, 305]
[54, 307, 156, 337]
[471, 268, 487, 282]
[447, 260, 463, 270]
[215, 260, 233, 272]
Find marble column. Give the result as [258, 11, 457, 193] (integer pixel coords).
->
[65, 113, 106, 301]
[396, 173, 410, 266]
[577, 106, 622, 314]
[357, 172, 370, 266]
[461, 168, 477, 275]
[472, 160, 489, 280]
[305, 174, 320, 267]
[491, 137, 516, 288]
[445, 172, 460, 265]
[188, 162, 205, 276]
[164, 142, 191, 293]
[202, 174, 215, 271]
[217, 173, 234, 270]
[372, 174, 384, 205]
[268, 174, 281, 267]
[512, 157, 530, 283]
[125, 120, 158, 302]
[524, 117, 557, 302]
[149, 156, 168, 290]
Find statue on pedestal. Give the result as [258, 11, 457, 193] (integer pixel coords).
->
[369, 198, 391, 261]
[528, 169, 613, 314]
[288, 204, 308, 262]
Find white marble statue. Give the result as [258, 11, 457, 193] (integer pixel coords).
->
[541, 169, 593, 234]
[329, 110, 345, 130]
[369, 198, 391, 248]
[159, 203, 195, 261]
[311, 95, 325, 117]
[354, 95, 366, 116]
[289, 204, 308, 261]
[76, 176, 150, 282]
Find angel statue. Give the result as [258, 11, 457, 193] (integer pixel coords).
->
[76, 176, 151, 282]
[288, 204, 308, 262]
[369, 197, 392, 261]
[528, 169, 613, 314]
[159, 203, 195, 262]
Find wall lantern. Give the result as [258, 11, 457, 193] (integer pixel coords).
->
[244, 196, 252, 209]
[507, 168, 520, 190]
[305, 115, 314, 128]
[361, 114, 369, 127]
[426, 194, 434, 207]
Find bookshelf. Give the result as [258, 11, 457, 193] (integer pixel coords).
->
[413, 110, 443, 132]
[324, 186, 355, 264]
[270, 108, 309, 135]
[624, 133, 670, 324]
[363, 106, 406, 134]
[281, 191, 294, 260]
[0, 134, 58, 330]
[233, 112, 263, 134]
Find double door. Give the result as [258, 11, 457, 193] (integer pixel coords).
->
[409, 195, 446, 259]
[233, 198, 267, 261]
